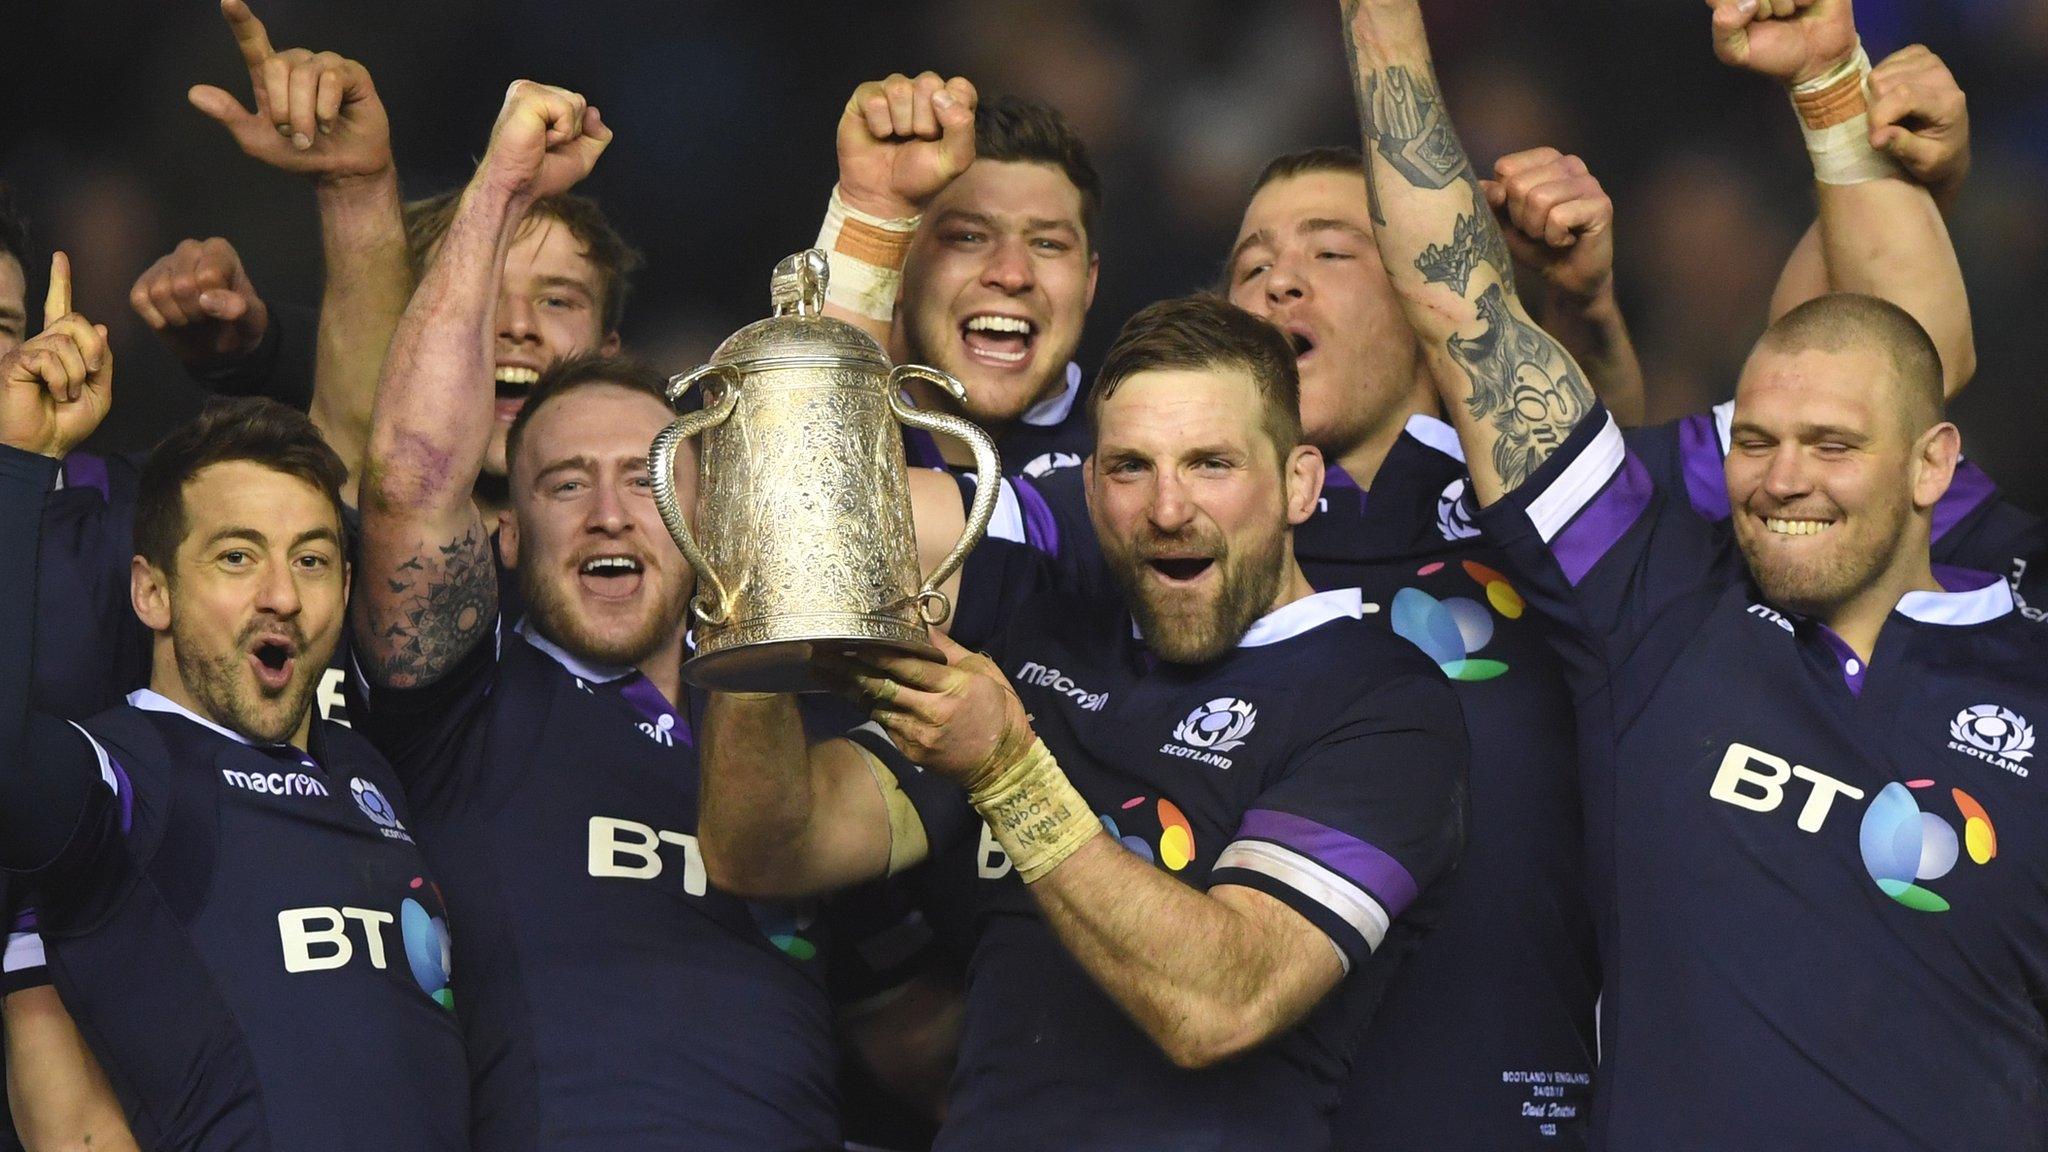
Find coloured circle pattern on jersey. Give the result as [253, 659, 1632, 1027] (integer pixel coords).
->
[1392, 561, 1525, 682]
[748, 904, 819, 962]
[1858, 780, 1998, 912]
[1103, 796, 1196, 872]
[402, 877, 454, 1010]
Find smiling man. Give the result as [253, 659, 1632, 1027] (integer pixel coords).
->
[1346, 0, 2048, 1143]
[698, 294, 1468, 1152]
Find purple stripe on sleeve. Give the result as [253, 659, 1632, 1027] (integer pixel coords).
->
[1931, 459, 1996, 543]
[1236, 809, 1418, 918]
[62, 452, 111, 502]
[1677, 412, 1730, 521]
[110, 756, 134, 834]
[902, 428, 946, 470]
[1011, 477, 1061, 557]
[1551, 453, 1654, 586]
[10, 907, 35, 933]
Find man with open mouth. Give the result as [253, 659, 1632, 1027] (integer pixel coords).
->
[697, 293, 1469, 1152]
[1351, 0, 2048, 1145]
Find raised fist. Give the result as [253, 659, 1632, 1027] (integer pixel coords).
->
[1, 255, 113, 459]
[477, 80, 612, 203]
[1482, 148, 1615, 302]
[186, 0, 392, 182]
[128, 237, 269, 367]
[836, 72, 978, 220]
[1868, 45, 1969, 202]
[1709, 0, 1857, 86]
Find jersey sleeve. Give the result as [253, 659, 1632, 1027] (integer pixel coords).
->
[817, 876, 940, 1008]
[1206, 667, 1468, 976]
[843, 723, 978, 865]
[344, 618, 500, 810]
[35, 457, 150, 719]
[947, 530, 1070, 656]
[183, 300, 316, 411]
[3, 887, 48, 995]
[1471, 405, 1736, 685]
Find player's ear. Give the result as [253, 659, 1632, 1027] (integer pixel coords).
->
[496, 507, 520, 570]
[601, 330, 622, 356]
[132, 555, 172, 633]
[1912, 421, 1961, 513]
[1284, 443, 1323, 526]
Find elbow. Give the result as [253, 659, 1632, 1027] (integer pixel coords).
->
[1943, 337, 1977, 400]
[1151, 1005, 1277, 1071]
[697, 833, 799, 902]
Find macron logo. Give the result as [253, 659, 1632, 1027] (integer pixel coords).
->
[222, 768, 329, 798]
[1016, 662, 1109, 711]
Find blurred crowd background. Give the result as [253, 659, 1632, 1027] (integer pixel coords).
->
[3, 0, 2044, 504]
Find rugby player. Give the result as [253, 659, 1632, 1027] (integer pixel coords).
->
[349, 78, 978, 1151]
[0, 289, 466, 1147]
[1346, 0, 2048, 1142]
[699, 293, 1468, 1151]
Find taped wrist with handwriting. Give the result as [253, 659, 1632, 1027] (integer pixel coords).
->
[815, 187, 920, 322]
[1789, 43, 1903, 186]
[969, 739, 1098, 884]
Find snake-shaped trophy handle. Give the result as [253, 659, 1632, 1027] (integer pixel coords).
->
[649, 364, 741, 626]
[888, 364, 1003, 626]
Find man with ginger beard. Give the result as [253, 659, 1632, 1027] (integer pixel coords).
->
[696, 294, 1467, 1151]
[349, 79, 983, 1151]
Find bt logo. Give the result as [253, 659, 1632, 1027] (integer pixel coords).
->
[587, 816, 707, 896]
[1391, 561, 1525, 682]
[1708, 743, 2001, 913]
[278, 877, 453, 1008]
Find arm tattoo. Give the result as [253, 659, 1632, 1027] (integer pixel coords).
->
[363, 522, 497, 690]
[1446, 285, 1594, 486]
[1363, 66, 1468, 192]
[1339, 5, 1388, 226]
[1414, 177, 1513, 295]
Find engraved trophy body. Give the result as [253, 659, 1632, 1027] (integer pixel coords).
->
[649, 249, 1000, 692]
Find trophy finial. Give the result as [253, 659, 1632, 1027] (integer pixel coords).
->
[771, 249, 830, 318]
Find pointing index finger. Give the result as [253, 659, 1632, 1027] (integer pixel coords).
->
[45, 252, 71, 331]
[221, 0, 278, 74]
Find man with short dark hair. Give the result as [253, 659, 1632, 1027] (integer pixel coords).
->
[1349, 0, 2048, 1142]
[698, 292, 1467, 1152]
[0, 312, 466, 1148]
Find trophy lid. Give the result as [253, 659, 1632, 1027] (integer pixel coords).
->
[708, 249, 890, 371]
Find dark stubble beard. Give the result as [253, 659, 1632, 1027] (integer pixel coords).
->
[173, 618, 320, 745]
[1109, 522, 1287, 666]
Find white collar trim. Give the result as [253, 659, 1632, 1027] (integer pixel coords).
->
[1898, 574, 2013, 626]
[516, 617, 634, 683]
[1133, 587, 1364, 649]
[1712, 400, 1735, 455]
[1403, 413, 1466, 463]
[127, 689, 258, 747]
[1021, 362, 1082, 428]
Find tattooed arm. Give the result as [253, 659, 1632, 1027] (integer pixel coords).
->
[1340, 0, 1593, 505]
[352, 82, 610, 688]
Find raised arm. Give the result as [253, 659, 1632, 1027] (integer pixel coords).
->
[186, 0, 409, 503]
[1713, 2, 1973, 395]
[819, 72, 978, 347]
[1767, 42, 1974, 396]
[1340, 0, 1595, 505]
[352, 82, 608, 689]
[1484, 146, 1647, 424]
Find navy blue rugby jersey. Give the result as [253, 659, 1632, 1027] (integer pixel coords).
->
[0, 443, 465, 1151]
[862, 539, 1467, 1152]
[1629, 400, 2048, 622]
[348, 616, 901, 1152]
[1297, 416, 1596, 1150]
[1478, 405, 2048, 1150]
[901, 360, 1092, 486]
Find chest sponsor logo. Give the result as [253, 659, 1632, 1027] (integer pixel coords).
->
[1022, 451, 1082, 479]
[1014, 662, 1109, 711]
[637, 714, 680, 746]
[1391, 560, 1526, 682]
[1436, 477, 1481, 541]
[221, 767, 328, 798]
[349, 778, 413, 843]
[1709, 742, 2001, 913]
[1948, 704, 2033, 777]
[587, 816, 707, 896]
[316, 667, 351, 727]
[278, 877, 454, 1009]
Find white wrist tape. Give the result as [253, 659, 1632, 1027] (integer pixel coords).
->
[814, 187, 920, 322]
[1789, 43, 1904, 186]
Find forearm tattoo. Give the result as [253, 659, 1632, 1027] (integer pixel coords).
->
[1414, 178, 1512, 295]
[1447, 286, 1594, 486]
[363, 521, 497, 689]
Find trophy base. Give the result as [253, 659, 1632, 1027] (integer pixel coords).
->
[682, 633, 941, 694]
